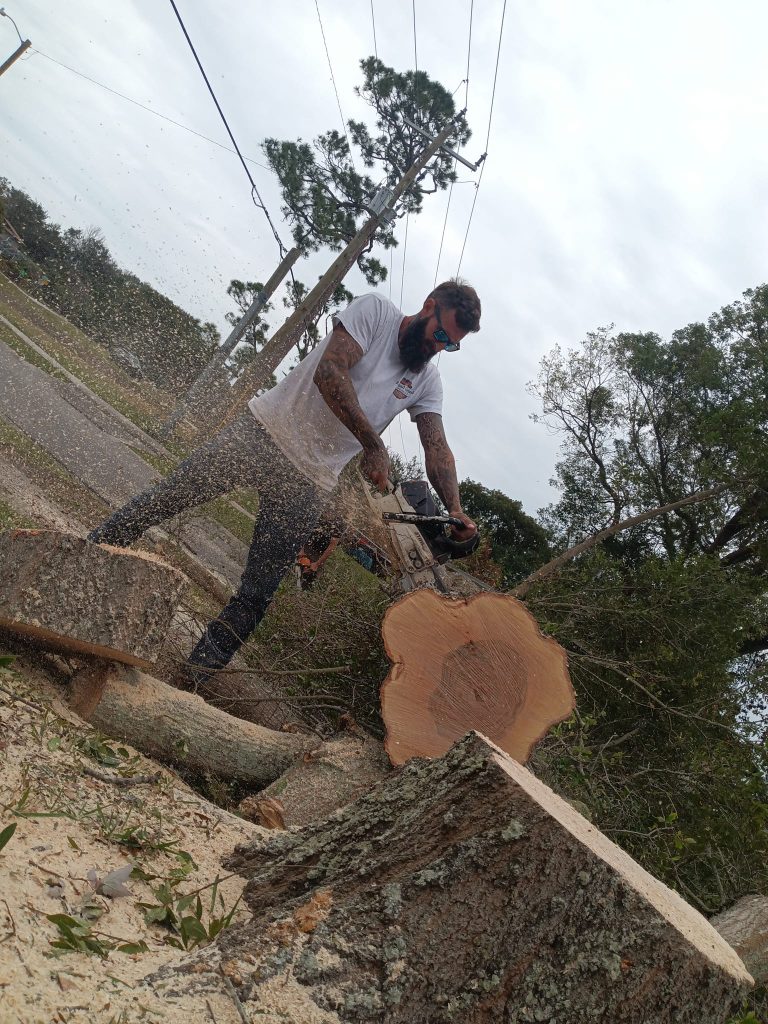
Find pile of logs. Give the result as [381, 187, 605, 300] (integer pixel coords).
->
[0, 530, 756, 1020]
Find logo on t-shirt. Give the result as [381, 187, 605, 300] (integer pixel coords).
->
[393, 376, 414, 401]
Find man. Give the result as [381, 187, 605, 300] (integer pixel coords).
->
[88, 278, 481, 686]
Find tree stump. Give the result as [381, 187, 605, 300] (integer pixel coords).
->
[144, 732, 751, 1023]
[0, 529, 187, 668]
[381, 590, 575, 765]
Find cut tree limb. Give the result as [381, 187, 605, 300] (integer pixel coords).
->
[143, 732, 751, 1023]
[69, 662, 320, 788]
[381, 589, 575, 765]
[0, 529, 187, 668]
[712, 895, 768, 986]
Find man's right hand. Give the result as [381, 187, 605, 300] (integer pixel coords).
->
[361, 441, 390, 493]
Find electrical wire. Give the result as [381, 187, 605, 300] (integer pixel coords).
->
[412, 0, 418, 74]
[399, 212, 410, 308]
[167, 0, 287, 255]
[370, 0, 378, 61]
[457, 0, 507, 274]
[434, 0, 475, 286]
[30, 49, 271, 172]
[314, 0, 354, 161]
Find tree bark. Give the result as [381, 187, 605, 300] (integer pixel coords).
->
[0, 529, 187, 668]
[143, 732, 751, 1023]
[253, 730, 390, 827]
[68, 662, 320, 788]
[712, 895, 768, 986]
[381, 590, 575, 765]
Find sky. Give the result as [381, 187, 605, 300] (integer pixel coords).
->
[2, 0, 768, 517]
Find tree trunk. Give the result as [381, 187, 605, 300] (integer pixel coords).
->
[712, 895, 768, 986]
[0, 529, 187, 668]
[142, 732, 751, 1023]
[252, 729, 390, 827]
[381, 590, 575, 765]
[68, 662, 320, 788]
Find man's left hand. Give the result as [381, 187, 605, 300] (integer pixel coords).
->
[448, 511, 478, 542]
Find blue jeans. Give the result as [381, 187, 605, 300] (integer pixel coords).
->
[88, 414, 323, 682]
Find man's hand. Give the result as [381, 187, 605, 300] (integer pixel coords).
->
[448, 510, 477, 542]
[361, 441, 390, 493]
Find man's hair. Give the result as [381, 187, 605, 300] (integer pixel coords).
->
[429, 278, 481, 333]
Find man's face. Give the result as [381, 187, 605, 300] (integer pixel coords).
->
[399, 303, 466, 373]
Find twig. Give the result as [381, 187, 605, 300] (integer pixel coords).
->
[180, 663, 351, 677]
[219, 966, 249, 1024]
[81, 767, 162, 787]
[0, 898, 16, 944]
[0, 681, 44, 713]
[205, 999, 219, 1023]
[28, 858, 68, 879]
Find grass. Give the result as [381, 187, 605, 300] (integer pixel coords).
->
[0, 415, 110, 526]
[0, 320, 70, 382]
[0, 498, 36, 530]
[0, 275, 176, 437]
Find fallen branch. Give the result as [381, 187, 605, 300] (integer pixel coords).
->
[512, 482, 733, 598]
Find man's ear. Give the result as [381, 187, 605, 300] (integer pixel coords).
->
[421, 296, 436, 318]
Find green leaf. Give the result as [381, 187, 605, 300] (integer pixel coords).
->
[117, 941, 149, 955]
[0, 822, 17, 852]
[179, 915, 208, 949]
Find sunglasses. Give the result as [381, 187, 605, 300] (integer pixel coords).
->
[433, 304, 460, 352]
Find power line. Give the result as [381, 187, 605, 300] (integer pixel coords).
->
[314, 0, 354, 161]
[167, 0, 287, 255]
[370, 0, 378, 61]
[399, 212, 410, 308]
[457, 0, 507, 274]
[434, 0, 475, 285]
[30, 49, 271, 172]
[412, 0, 418, 74]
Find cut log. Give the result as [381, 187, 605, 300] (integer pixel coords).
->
[69, 662, 320, 787]
[712, 895, 768, 986]
[381, 589, 575, 765]
[0, 529, 187, 668]
[253, 730, 390, 826]
[144, 732, 751, 1023]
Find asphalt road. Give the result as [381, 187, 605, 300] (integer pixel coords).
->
[0, 337, 249, 589]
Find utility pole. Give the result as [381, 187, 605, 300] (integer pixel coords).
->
[217, 115, 462, 429]
[0, 8, 29, 77]
[159, 245, 300, 438]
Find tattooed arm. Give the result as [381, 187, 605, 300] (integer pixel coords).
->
[313, 323, 390, 490]
[416, 412, 477, 540]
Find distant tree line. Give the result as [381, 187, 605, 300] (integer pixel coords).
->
[0, 178, 220, 391]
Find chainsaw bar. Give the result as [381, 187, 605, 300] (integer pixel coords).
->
[382, 512, 465, 528]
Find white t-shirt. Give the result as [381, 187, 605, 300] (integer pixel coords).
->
[248, 293, 443, 492]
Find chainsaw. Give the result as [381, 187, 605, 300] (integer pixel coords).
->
[364, 478, 479, 595]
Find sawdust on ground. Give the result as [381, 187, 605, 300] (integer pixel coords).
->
[0, 655, 340, 1024]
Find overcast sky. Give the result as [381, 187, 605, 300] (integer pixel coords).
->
[3, 0, 768, 516]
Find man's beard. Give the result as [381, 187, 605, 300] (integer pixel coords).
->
[399, 317, 435, 373]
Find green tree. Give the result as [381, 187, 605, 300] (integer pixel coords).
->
[263, 57, 470, 285]
[522, 284, 768, 919]
[459, 479, 551, 585]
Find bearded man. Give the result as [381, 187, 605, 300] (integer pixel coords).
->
[88, 278, 481, 686]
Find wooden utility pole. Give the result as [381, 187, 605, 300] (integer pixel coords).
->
[0, 6, 29, 77]
[218, 116, 461, 427]
[0, 37, 29, 76]
[159, 245, 300, 437]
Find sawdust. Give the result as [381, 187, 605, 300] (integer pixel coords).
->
[0, 655, 262, 1023]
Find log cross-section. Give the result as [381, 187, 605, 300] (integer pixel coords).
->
[381, 589, 575, 764]
[0, 529, 187, 668]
